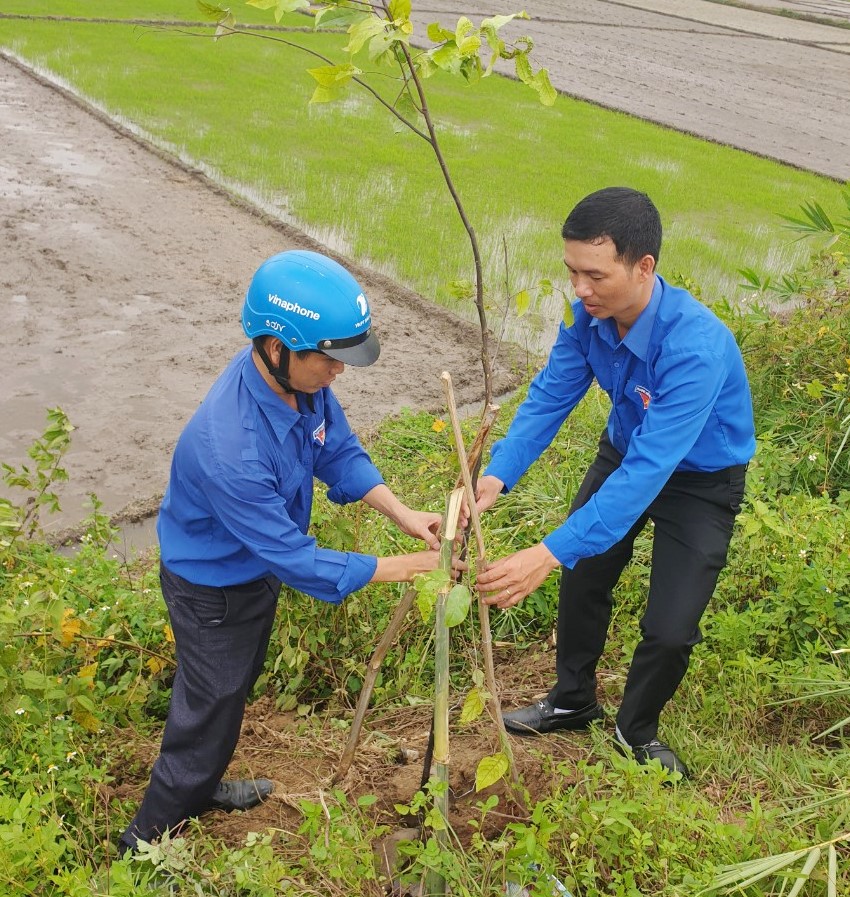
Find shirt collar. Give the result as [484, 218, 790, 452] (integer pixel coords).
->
[240, 346, 302, 436]
[621, 275, 663, 361]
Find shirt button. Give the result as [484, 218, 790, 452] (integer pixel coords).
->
[614, 362, 620, 368]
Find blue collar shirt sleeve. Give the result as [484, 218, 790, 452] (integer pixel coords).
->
[485, 276, 756, 570]
[157, 347, 383, 603]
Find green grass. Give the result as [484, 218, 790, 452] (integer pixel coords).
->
[0, 1, 844, 350]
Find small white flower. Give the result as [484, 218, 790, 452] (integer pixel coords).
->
[799, 549, 808, 558]
[65, 751, 77, 762]
[47, 764, 59, 773]
[100, 605, 111, 612]
[22, 600, 29, 607]
[15, 708, 25, 715]
[808, 453, 818, 462]
[55, 715, 65, 721]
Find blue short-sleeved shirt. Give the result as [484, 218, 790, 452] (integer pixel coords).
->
[485, 275, 756, 569]
[157, 347, 382, 602]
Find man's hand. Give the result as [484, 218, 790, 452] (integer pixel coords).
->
[459, 474, 504, 529]
[394, 506, 442, 550]
[372, 547, 467, 583]
[476, 543, 560, 609]
[361, 485, 441, 549]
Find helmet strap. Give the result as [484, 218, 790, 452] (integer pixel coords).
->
[254, 338, 295, 394]
[253, 338, 316, 413]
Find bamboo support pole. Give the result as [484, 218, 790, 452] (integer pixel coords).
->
[332, 586, 417, 784]
[440, 372, 520, 790]
[333, 406, 501, 788]
[426, 488, 463, 897]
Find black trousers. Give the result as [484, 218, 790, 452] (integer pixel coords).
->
[547, 432, 746, 745]
[120, 564, 280, 851]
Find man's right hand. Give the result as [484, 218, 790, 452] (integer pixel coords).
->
[371, 548, 466, 584]
[459, 474, 505, 529]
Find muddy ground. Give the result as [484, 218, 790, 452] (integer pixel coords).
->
[419, 0, 850, 181]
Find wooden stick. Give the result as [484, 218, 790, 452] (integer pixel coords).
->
[332, 586, 417, 784]
[332, 408, 499, 787]
[440, 372, 521, 792]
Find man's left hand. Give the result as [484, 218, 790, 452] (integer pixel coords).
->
[476, 543, 560, 609]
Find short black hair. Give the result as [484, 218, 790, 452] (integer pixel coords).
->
[561, 187, 662, 267]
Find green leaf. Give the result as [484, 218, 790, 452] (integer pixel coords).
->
[532, 67, 557, 106]
[306, 63, 359, 103]
[481, 13, 528, 32]
[460, 686, 486, 724]
[344, 15, 387, 55]
[246, 0, 308, 21]
[427, 21, 454, 43]
[806, 379, 826, 399]
[393, 89, 421, 128]
[416, 590, 435, 623]
[475, 752, 509, 791]
[514, 52, 533, 85]
[414, 568, 450, 597]
[314, 6, 370, 30]
[444, 584, 471, 627]
[197, 1, 233, 25]
[21, 670, 50, 693]
[515, 288, 531, 317]
[454, 18, 481, 57]
[430, 42, 461, 73]
[563, 297, 574, 326]
[389, 0, 411, 21]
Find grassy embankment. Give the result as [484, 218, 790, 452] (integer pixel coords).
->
[1, 3, 849, 895]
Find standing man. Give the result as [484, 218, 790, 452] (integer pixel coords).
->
[475, 187, 755, 777]
[121, 250, 447, 854]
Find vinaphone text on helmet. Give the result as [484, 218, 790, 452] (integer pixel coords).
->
[268, 293, 320, 320]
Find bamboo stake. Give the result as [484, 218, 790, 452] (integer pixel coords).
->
[332, 586, 417, 784]
[440, 372, 520, 791]
[426, 487, 463, 897]
[334, 409, 500, 789]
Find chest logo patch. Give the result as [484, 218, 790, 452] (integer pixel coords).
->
[312, 419, 326, 446]
[634, 385, 652, 410]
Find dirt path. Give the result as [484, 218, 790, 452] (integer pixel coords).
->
[0, 54, 516, 533]
[418, 0, 850, 181]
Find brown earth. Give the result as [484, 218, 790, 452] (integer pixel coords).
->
[106, 641, 625, 880]
[0, 53, 520, 536]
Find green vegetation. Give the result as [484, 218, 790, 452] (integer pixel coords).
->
[2, 4, 850, 893]
[2, 230, 849, 894]
[0, 0, 844, 351]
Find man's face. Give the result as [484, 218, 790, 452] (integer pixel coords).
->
[563, 237, 654, 330]
[287, 350, 345, 394]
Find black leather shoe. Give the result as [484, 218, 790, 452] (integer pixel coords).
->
[208, 778, 274, 812]
[632, 741, 690, 778]
[616, 736, 690, 778]
[502, 699, 603, 736]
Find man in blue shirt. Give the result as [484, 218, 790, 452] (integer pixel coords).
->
[474, 188, 755, 777]
[121, 251, 447, 854]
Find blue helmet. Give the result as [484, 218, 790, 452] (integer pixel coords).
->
[242, 250, 380, 366]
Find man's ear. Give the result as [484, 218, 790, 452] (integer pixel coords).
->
[637, 254, 656, 280]
[264, 336, 283, 367]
